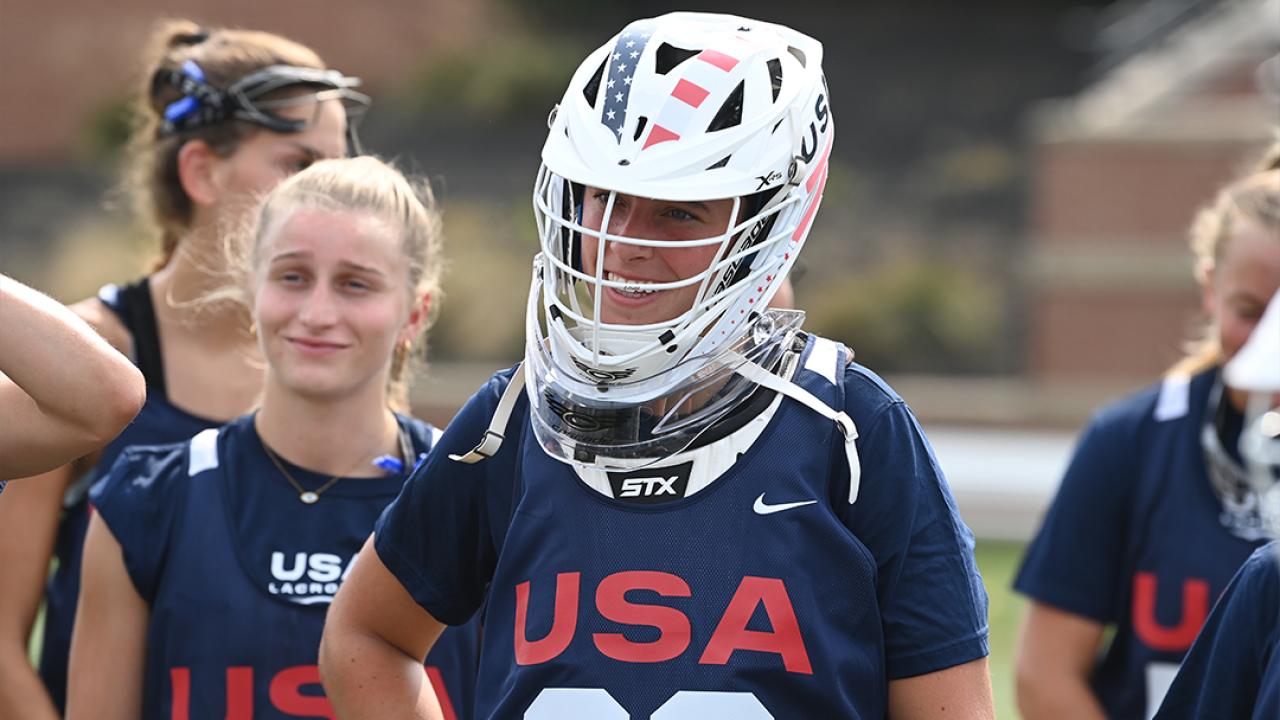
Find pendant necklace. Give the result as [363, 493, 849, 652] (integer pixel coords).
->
[257, 418, 395, 504]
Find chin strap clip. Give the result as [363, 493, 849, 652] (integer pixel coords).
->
[728, 351, 861, 503]
[449, 363, 526, 464]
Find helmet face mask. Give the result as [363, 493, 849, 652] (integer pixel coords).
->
[525, 255, 807, 470]
[526, 12, 832, 469]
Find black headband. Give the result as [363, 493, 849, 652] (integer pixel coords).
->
[153, 61, 371, 140]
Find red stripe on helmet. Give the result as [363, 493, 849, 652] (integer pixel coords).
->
[697, 49, 739, 72]
[643, 124, 681, 149]
[805, 131, 833, 194]
[672, 79, 711, 108]
[794, 133, 834, 240]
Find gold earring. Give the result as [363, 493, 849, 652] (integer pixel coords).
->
[395, 340, 411, 358]
[249, 323, 258, 340]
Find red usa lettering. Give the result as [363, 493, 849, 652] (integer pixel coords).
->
[514, 571, 812, 674]
[169, 664, 456, 720]
[1132, 571, 1210, 652]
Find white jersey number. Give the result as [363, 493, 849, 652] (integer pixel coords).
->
[526, 688, 773, 719]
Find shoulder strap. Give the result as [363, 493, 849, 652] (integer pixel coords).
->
[187, 428, 222, 476]
[119, 278, 168, 399]
[449, 364, 526, 464]
[730, 338, 862, 503]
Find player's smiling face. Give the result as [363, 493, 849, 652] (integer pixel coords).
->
[579, 187, 735, 326]
[253, 204, 418, 403]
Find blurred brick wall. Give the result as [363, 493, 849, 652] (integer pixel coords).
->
[0, 0, 495, 165]
[1024, 136, 1272, 382]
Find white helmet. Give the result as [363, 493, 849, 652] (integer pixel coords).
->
[1224, 288, 1280, 535]
[526, 12, 832, 468]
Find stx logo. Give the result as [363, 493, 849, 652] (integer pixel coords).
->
[167, 664, 457, 720]
[608, 462, 691, 505]
[618, 477, 678, 498]
[514, 571, 813, 674]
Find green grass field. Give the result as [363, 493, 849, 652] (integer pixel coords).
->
[976, 540, 1029, 720]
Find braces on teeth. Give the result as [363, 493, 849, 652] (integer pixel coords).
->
[608, 273, 658, 294]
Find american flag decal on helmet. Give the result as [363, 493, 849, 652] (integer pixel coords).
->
[642, 36, 763, 150]
[601, 24, 656, 140]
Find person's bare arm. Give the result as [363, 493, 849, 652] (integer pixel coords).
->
[1015, 600, 1109, 720]
[65, 513, 150, 720]
[320, 535, 447, 720]
[887, 656, 996, 719]
[0, 275, 144, 480]
[0, 467, 73, 720]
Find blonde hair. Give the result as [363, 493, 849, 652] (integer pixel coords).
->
[249, 156, 445, 412]
[1169, 138, 1280, 375]
[121, 19, 329, 271]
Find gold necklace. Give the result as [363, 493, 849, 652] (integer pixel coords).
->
[256, 419, 394, 505]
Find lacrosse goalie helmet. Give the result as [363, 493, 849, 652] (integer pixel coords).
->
[525, 12, 835, 469]
[1224, 288, 1280, 537]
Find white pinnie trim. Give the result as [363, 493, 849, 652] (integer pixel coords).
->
[1153, 373, 1191, 422]
[804, 336, 840, 384]
[188, 428, 221, 476]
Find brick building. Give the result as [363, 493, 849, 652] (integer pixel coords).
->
[1022, 0, 1278, 385]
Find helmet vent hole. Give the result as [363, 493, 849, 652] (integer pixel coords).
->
[707, 81, 744, 133]
[633, 116, 648, 141]
[787, 47, 807, 68]
[655, 43, 699, 75]
[707, 156, 731, 170]
[768, 59, 783, 102]
[583, 59, 607, 107]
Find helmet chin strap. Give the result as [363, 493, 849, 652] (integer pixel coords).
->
[724, 351, 861, 503]
[449, 363, 527, 464]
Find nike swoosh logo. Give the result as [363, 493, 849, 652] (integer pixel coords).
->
[753, 493, 817, 515]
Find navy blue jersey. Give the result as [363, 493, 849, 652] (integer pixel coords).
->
[1015, 368, 1267, 720]
[41, 281, 220, 712]
[376, 335, 988, 719]
[1154, 542, 1280, 720]
[91, 413, 480, 720]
